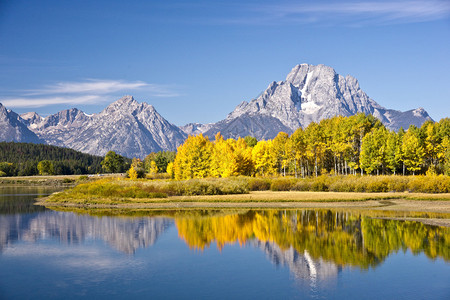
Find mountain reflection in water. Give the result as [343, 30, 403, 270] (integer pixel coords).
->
[0, 212, 173, 254]
[1, 209, 448, 282]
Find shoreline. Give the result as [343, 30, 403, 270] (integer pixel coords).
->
[37, 191, 450, 227]
[37, 197, 450, 213]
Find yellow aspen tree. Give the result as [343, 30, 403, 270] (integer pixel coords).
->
[149, 161, 158, 175]
[272, 132, 290, 176]
[166, 162, 174, 179]
[173, 134, 213, 179]
[210, 133, 225, 177]
[401, 127, 425, 175]
[234, 137, 254, 176]
[128, 166, 138, 180]
[252, 140, 276, 176]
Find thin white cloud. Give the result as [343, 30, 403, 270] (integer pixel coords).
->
[1, 79, 180, 109]
[26, 79, 149, 95]
[1, 95, 103, 108]
[228, 1, 450, 26]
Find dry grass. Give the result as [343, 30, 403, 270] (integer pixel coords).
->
[159, 191, 450, 202]
[44, 190, 397, 205]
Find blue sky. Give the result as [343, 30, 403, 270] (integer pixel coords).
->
[0, 0, 449, 126]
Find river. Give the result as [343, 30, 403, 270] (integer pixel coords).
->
[0, 186, 449, 299]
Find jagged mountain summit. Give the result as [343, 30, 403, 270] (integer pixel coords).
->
[1, 64, 435, 156]
[22, 108, 91, 146]
[0, 103, 43, 144]
[22, 96, 187, 158]
[188, 64, 432, 139]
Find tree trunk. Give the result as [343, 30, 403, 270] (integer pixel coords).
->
[294, 158, 297, 178]
[334, 155, 337, 175]
[315, 154, 318, 177]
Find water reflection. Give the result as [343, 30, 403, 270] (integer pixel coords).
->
[253, 240, 340, 289]
[176, 210, 449, 267]
[2, 185, 450, 299]
[2, 208, 448, 267]
[0, 212, 173, 254]
[0, 186, 57, 214]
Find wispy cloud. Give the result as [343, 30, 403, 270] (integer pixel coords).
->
[224, 1, 450, 26]
[1, 95, 102, 108]
[25, 79, 149, 96]
[1, 79, 180, 109]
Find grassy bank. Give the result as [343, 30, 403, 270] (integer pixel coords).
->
[0, 175, 82, 186]
[5, 174, 450, 192]
[0, 174, 125, 186]
[40, 175, 450, 208]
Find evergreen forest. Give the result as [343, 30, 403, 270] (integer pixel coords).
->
[0, 142, 104, 176]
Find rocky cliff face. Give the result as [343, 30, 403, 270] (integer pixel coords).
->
[1, 63, 435, 154]
[60, 96, 187, 158]
[0, 103, 43, 144]
[23, 96, 187, 158]
[193, 64, 432, 139]
[23, 108, 91, 146]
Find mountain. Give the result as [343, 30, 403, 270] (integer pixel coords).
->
[191, 64, 432, 139]
[20, 112, 43, 127]
[203, 113, 292, 140]
[24, 96, 187, 158]
[1, 63, 435, 156]
[179, 123, 213, 136]
[23, 108, 91, 146]
[0, 103, 43, 144]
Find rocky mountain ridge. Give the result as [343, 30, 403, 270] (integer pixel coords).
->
[13, 96, 187, 158]
[185, 64, 432, 139]
[1, 63, 434, 157]
[0, 103, 43, 144]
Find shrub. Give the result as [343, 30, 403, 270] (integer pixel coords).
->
[310, 175, 330, 191]
[408, 175, 450, 193]
[270, 178, 296, 191]
[248, 177, 271, 191]
[163, 177, 249, 196]
[77, 175, 88, 181]
[62, 178, 75, 184]
[328, 177, 355, 192]
[291, 180, 310, 191]
[386, 176, 408, 192]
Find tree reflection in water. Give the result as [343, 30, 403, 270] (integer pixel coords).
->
[175, 210, 450, 267]
[1, 208, 448, 280]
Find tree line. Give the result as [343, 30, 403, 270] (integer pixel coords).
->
[0, 142, 104, 176]
[171, 114, 450, 179]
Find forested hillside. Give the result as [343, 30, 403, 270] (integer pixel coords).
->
[0, 142, 104, 176]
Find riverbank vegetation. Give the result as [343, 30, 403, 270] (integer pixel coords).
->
[43, 175, 450, 207]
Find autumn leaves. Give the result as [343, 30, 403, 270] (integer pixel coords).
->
[171, 114, 450, 179]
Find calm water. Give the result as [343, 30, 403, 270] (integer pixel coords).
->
[0, 187, 449, 299]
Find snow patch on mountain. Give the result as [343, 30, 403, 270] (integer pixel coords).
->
[204, 63, 433, 139]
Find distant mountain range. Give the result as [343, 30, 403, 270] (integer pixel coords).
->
[5, 96, 187, 158]
[0, 63, 433, 158]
